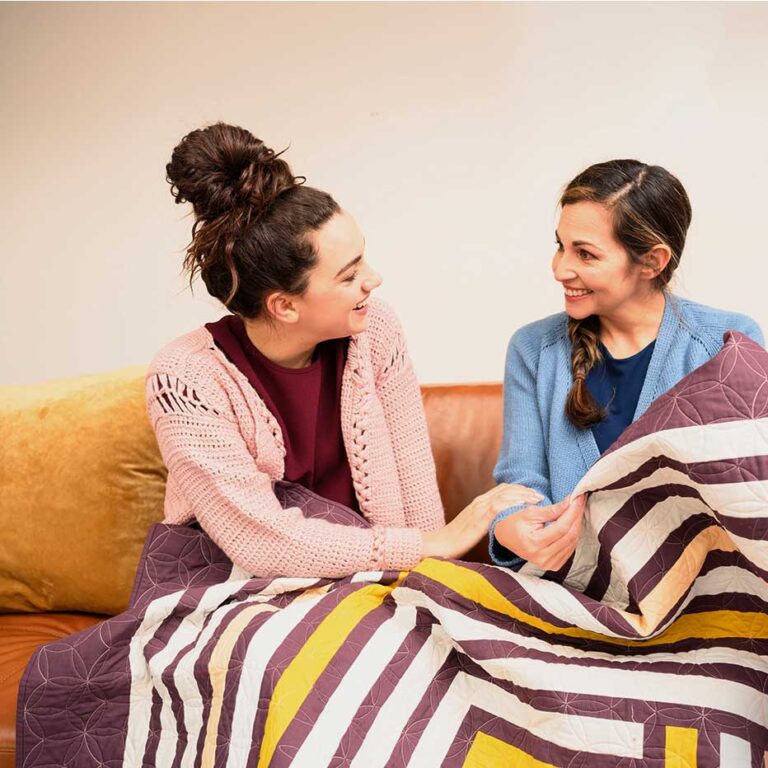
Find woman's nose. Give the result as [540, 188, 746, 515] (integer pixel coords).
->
[552, 251, 577, 282]
[363, 267, 383, 291]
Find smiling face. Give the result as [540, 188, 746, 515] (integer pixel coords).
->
[552, 201, 660, 321]
[288, 209, 382, 340]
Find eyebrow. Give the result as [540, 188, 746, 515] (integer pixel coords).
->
[335, 254, 363, 279]
[555, 231, 603, 252]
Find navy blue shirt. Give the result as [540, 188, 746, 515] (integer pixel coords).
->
[587, 340, 656, 454]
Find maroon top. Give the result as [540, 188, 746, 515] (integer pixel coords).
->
[205, 315, 359, 512]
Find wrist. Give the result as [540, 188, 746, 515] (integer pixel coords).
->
[493, 514, 518, 551]
[420, 530, 443, 559]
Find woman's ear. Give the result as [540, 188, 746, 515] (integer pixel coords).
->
[264, 292, 300, 324]
[641, 245, 672, 280]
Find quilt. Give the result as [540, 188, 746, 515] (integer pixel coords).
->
[16, 331, 768, 767]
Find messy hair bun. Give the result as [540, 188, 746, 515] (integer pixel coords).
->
[165, 122, 339, 316]
[166, 123, 299, 220]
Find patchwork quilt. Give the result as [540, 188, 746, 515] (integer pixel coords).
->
[16, 332, 768, 767]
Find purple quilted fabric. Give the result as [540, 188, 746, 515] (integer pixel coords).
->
[16, 335, 768, 767]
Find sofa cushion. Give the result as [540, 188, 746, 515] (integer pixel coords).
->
[0, 366, 166, 614]
[421, 383, 502, 563]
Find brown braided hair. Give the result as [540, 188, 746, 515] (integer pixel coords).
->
[166, 122, 340, 316]
[561, 159, 692, 428]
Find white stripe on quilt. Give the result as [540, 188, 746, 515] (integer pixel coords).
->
[572, 417, 768, 499]
[725, 533, 768, 570]
[393, 585, 768, 673]
[480, 655, 768, 723]
[290, 605, 418, 768]
[572, 464, 768, 598]
[200, 603, 280, 768]
[720, 733, 752, 765]
[146, 578, 256, 767]
[229, 563, 251, 581]
[247, 576, 324, 597]
[699, 480, 768, 519]
[524, 471, 768, 593]
[409, 671, 644, 764]
[123, 590, 184, 767]
[176, 593, 278, 768]
[588, 469, 768, 536]
[351, 570, 385, 582]
[123, 562, 256, 767]
[502, 573, 631, 636]
[435, 570, 627, 638]
[224, 589, 328, 768]
[170, 576, 323, 768]
[350, 623, 454, 768]
[603, 494, 707, 608]
[691, 564, 768, 602]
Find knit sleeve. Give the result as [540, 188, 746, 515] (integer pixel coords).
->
[368, 303, 445, 532]
[146, 372, 422, 577]
[728, 314, 764, 347]
[489, 328, 554, 568]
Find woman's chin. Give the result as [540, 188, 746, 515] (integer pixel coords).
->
[349, 312, 370, 334]
[565, 305, 593, 320]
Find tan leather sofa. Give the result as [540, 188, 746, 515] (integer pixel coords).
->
[0, 366, 502, 768]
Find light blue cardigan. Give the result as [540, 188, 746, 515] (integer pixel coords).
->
[490, 293, 764, 568]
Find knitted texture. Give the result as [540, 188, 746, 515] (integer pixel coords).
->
[146, 298, 444, 578]
[490, 293, 764, 568]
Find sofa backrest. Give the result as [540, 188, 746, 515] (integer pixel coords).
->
[0, 368, 502, 615]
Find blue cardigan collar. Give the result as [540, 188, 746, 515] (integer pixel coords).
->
[575, 291, 678, 468]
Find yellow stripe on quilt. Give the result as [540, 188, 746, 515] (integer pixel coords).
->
[462, 732, 558, 768]
[201, 603, 279, 768]
[258, 581, 400, 768]
[665, 725, 698, 768]
[414, 559, 768, 647]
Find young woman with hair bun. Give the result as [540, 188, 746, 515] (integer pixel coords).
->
[491, 159, 764, 571]
[149, 122, 534, 578]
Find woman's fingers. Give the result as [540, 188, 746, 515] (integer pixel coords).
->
[487, 484, 543, 511]
[535, 514, 583, 570]
[526, 497, 569, 523]
[493, 494, 587, 569]
[531, 495, 585, 545]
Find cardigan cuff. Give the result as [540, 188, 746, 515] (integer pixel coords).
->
[488, 505, 527, 570]
[379, 526, 423, 571]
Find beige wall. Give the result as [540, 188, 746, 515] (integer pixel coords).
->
[2, 2, 767, 385]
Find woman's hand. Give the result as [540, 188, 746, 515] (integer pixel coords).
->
[493, 494, 587, 571]
[421, 484, 543, 560]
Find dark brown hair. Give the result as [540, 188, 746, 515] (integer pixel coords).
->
[166, 122, 340, 317]
[561, 159, 692, 428]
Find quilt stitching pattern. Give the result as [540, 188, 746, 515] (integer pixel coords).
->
[16, 332, 768, 767]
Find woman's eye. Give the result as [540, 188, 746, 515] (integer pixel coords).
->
[579, 250, 594, 261]
[343, 271, 359, 284]
[555, 240, 564, 251]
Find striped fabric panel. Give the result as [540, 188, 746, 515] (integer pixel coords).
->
[120, 545, 768, 766]
[20, 332, 768, 767]
[123, 342, 768, 764]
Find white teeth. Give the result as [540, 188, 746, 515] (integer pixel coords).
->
[354, 300, 368, 310]
[565, 288, 592, 297]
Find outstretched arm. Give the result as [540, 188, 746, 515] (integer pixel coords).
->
[147, 372, 423, 578]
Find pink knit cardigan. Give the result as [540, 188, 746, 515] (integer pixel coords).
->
[146, 297, 445, 578]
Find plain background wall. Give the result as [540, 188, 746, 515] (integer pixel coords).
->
[2, 1, 767, 386]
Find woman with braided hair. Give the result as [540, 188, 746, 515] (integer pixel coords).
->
[491, 159, 764, 571]
[149, 122, 536, 579]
